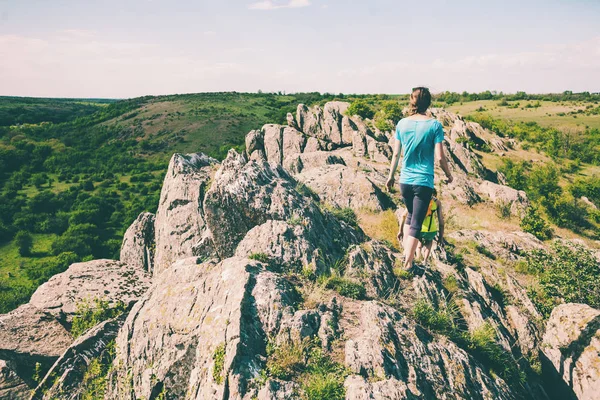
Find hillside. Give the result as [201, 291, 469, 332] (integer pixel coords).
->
[0, 98, 599, 399]
[0, 92, 598, 317]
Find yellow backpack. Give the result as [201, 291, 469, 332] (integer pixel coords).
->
[421, 198, 438, 233]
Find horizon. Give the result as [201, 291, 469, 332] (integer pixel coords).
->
[1, 0, 600, 98]
[2, 89, 600, 102]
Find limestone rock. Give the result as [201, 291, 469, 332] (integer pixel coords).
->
[120, 212, 155, 272]
[341, 301, 516, 399]
[31, 316, 125, 400]
[203, 150, 362, 259]
[0, 359, 28, 400]
[282, 151, 345, 175]
[107, 257, 297, 400]
[476, 180, 529, 214]
[154, 153, 218, 275]
[296, 164, 393, 212]
[29, 259, 151, 326]
[0, 304, 72, 375]
[542, 303, 600, 400]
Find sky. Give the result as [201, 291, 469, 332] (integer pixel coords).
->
[0, 0, 599, 98]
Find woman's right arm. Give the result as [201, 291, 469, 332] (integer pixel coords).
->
[386, 138, 402, 191]
[435, 142, 453, 184]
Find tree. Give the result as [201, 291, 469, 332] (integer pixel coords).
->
[347, 100, 375, 120]
[31, 174, 46, 189]
[15, 231, 33, 256]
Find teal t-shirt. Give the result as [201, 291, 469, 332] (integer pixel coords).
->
[395, 118, 444, 189]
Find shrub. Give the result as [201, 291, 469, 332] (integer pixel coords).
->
[212, 343, 226, 384]
[325, 277, 366, 300]
[520, 207, 553, 240]
[71, 298, 127, 338]
[266, 339, 307, 380]
[413, 299, 456, 333]
[496, 200, 512, 220]
[526, 243, 600, 318]
[374, 116, 393, 132]
[347, 100, 375, 120]
[248, 252, 270, 264]
[15, 230, 33, 257]
[326, 206, 359, 229]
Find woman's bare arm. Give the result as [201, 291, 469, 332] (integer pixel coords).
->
[386, 138, 402, 191]
[435, 142, 453, 183]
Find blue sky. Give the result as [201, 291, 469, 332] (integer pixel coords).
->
[0, 0, 599, 97]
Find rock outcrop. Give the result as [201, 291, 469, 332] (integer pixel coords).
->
[542, 304, 600, 400]
[120, 212, 156, 272]
[31, 316, 125, 400]
[107, 256, 298, 399]
[0, 360, 28, 400]
[0, 304, 72, 378]
[154, 153, 218, 275]
[29, 259, 151, 326]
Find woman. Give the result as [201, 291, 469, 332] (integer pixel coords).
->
[386, 87, 453, 270]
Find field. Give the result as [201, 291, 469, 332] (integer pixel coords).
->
[447, 99, 600, 131]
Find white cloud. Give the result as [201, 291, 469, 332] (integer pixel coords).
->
[248, 0, 311, 11]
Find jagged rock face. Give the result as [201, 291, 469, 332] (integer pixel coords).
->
[203, 150, 362, 259]
[296, 103, 354, 145]
[448, 229, 544, 262]
[0, 359, 29, 400]
[296, 164, 393, 211]
[31, 316, 125, 400]
[154, 153, 218, 275]
[341, 301, 516, 400]
[0, 304, 72, 377]
[542, 304, 600, 400]
[29, 259, 151, 326]
[107, 257, 298, 400]
[120, 212, 156, 272]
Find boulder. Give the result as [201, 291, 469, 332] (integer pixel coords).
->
[476, 180, 529, 214]
[282, 151, 345, 175]
[107, 257, 298, 400]
[31, 316, 125, 400]
[296, 164, 393, 212]
[0, 304, 72, 375]
[120, 212, 156, 272]
[0, 359, 29, 400]
[29, 259, 151, 326]
[154, 153, 218, 275]
[203, 150, 362, 259]
[542, 304, 600, 400]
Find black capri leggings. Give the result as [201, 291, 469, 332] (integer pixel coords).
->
[400, 184, 434, 239]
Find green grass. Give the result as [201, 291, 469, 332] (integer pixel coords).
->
[212, 343, 226, 384]
[447, 100, 600, 131]
[0, 233, 58, 313]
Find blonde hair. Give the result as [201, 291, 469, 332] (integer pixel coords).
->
[408, 87, 432, 115]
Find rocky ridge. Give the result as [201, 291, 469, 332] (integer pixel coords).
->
[0, 101, 597, 399]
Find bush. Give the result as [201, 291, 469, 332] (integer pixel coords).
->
[325, 277, 366, 300]
[212, 343, 226, 384]
[71, 298, 127, 338]
[346, 100, 375, 120]
[327, 206, 359, 229]
[15, 230, 33, 256]
[520, 207, 553, 240]
[526, 243, 600, 318]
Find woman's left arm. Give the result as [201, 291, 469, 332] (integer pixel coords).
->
[386, 138, 402, 191]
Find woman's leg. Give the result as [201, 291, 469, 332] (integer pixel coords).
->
[422, 241, 434, 263]
[403, 185, 434, 269]
[400, 184, 416, 267]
